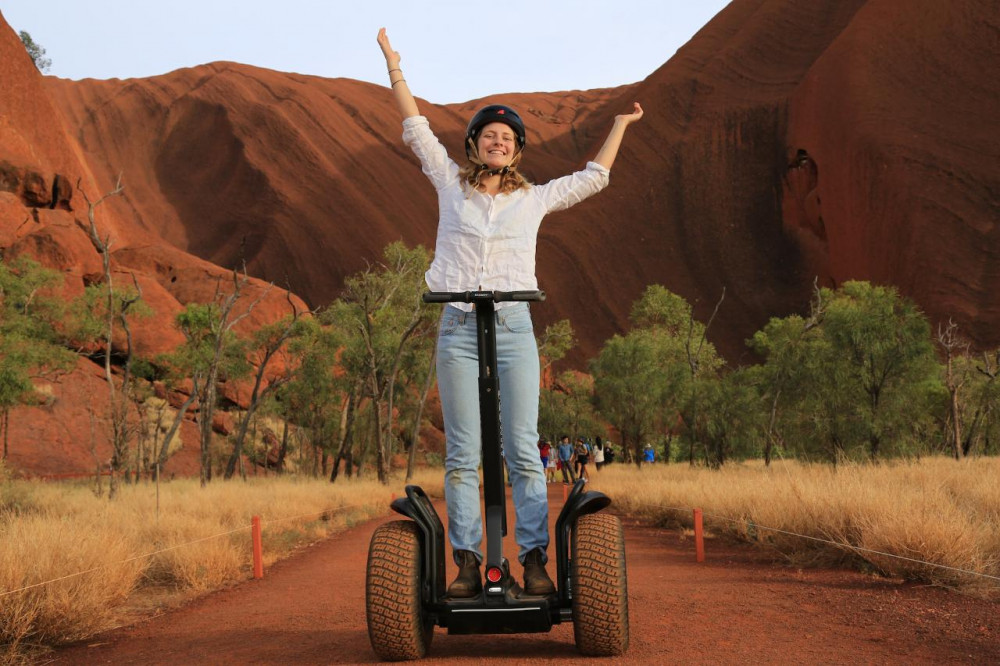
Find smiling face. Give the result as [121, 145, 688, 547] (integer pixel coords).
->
[476, 122, 518, 170]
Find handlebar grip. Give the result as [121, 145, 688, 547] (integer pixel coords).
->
[495, 290, 546, 302]
[422, 291, 471, 303]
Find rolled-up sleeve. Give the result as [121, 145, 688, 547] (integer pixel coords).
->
[401, 116, 459, 191]
[534, 161, 611, 213]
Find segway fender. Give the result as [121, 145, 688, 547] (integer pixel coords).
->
[553, 480, 612, 609]
[389, 485, 448, 605]
[390, 496, 421, 521]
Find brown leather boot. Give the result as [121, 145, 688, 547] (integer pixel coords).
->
[522, 548, 556, 596]
[447, 550, 482, 598]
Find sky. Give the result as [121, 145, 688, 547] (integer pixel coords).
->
[2, 0, 730, 105]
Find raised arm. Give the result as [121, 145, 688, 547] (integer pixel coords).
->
[592, 102, 644, 170]
[377, 28, 419, 119]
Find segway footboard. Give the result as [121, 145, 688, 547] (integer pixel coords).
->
[436, 591, 555, 635]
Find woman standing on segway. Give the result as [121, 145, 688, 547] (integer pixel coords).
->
[377, 28, 643, 599]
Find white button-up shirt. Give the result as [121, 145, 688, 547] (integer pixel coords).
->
[402, 116, 610, 312]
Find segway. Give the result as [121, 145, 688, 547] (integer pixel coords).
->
[365, 290, 629, 660]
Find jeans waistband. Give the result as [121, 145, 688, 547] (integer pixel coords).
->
[444, 301, 529, 324]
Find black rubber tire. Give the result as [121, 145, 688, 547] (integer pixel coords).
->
[366, 520, 432, 661]
[571, 513, 630, 656]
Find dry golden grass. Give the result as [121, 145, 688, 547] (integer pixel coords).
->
[589, 456, 1000, 594]
[0, 469, 443, 663]
[9, 457, 997, 661]
[0, 515, 143, 660]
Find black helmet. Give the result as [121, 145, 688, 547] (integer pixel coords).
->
[465, 104, 526, 157]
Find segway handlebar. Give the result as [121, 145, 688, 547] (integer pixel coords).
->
[422, 289, 545, 304]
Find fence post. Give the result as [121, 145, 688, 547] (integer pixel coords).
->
[693, 508, 705, 563]
[251, 515, 264, 579]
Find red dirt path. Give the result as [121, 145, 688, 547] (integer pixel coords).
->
[54, 485, 999, 665]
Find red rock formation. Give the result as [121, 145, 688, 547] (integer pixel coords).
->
[0, 12, 307, 477]
[2, 0, 998, 476]
[783, 0, 1000, 340]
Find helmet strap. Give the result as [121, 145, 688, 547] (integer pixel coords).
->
[478, 164, 511, 177]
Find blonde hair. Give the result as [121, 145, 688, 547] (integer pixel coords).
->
[458, 138, 531, 196]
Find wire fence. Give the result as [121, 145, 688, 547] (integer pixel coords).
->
[659, 503, 1000, 584]
[0, 501, 377, 599]
[3, 493, 997, 601]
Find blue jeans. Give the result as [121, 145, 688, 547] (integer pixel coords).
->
[436, 303, 548, 565]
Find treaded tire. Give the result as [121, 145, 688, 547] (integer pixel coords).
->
[366, 520, 432, 661]
[571, 513, 629, 656]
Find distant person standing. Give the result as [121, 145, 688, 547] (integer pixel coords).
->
[557, 435, 575, 483]
[574, 437, 591, 482]
[642, 442, 655, 464]
[545, 442, 557, 482]
[537, 439, 552, 483]
[604, 442, 616, 464]
[593, 438, 605, 470]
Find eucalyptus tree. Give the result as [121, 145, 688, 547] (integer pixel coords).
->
[958, 349, 1000, 456]
[747, 289, 826, 464]
[818, 281, 939, 460]
[593, 285, 723, 466]
[536, 318, 576, 382]
[224, 297, 308, 480]
[392, 333, 437, 481]
[750, 281, 941, 463]
[165, 274, 264, 486]
[277, 314, 346, 478]
[335, 241, 435, 483]
[592, 331, 653, 464]
[700, 367, 767, 467]
[74, 279, 152, 490]
[0, 256, 75, 459]
[18, 31, 51, 72]
[536, 318, 583, 443]
[539, 370, 602, 445]
[538, 381, 571, 445]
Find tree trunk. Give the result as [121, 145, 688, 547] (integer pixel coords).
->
[949, 378, 963, 460]
[331, 389, 358, 483]
[277, 419, 290, 473]
[868, 432, 880, 462]
[199, 381, 218, 486]
[225, 409, 252, 480]
[406, 346, 436, 481]
[764, 389, 781, 467]
[370, 370, 387, 484]
[224, 339, 290, 479]
[156, 385, 198, 475]
[2, 408, 8, 460]
[662, 433, 672, 465]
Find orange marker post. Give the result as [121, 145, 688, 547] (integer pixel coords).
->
[693, 508, 705, 563]
[251, 515, 264, 579]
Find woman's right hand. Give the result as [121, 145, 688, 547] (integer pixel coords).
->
[377, 27, 419, 119]
[377, 28, 401, 69]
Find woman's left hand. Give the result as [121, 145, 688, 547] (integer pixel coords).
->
[615, 102, 644, 125]
[592, 102, 644, 169]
